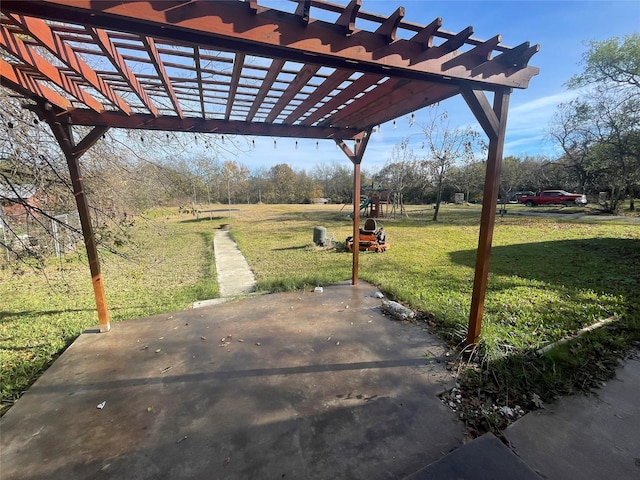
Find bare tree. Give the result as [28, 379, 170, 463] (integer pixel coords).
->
[375, 138, 418, 216]
[421, 108, 484, 221]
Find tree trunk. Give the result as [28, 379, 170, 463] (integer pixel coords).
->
[432, 180, 443, 222]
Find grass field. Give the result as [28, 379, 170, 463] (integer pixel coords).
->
[2, 203, 639, 425]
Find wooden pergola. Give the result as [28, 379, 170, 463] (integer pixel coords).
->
[0, 0, 539, 344]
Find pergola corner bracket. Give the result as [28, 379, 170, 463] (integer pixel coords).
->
[461, 88, 500, 141]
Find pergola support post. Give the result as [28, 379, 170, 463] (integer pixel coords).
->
[463, 89, 511, 345]
[351, 161, 361, 284]
[40, 106, 111, 332]
[335, 129, 372, 285]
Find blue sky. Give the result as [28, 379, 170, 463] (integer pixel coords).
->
[236, 0, 640, 173]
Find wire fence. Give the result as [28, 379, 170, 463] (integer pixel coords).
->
[0, 210, 82, 265]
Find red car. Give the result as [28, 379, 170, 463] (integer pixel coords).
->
[518, 190, 587, 207]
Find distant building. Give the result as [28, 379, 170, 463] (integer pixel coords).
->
[0, 184, 40, 221]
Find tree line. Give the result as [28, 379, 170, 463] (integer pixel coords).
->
[1, 34, 638, 264]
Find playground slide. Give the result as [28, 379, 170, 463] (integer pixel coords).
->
[359, 198, 371, 210]
[348, 198, 371, 217]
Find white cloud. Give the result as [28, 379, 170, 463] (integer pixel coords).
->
[510, 90, 581, 116]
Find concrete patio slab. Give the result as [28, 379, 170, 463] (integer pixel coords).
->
[0, 282, 464, 480]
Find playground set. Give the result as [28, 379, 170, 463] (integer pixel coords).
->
[358, 185, 391, 218]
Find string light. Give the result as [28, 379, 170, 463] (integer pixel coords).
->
[295, 140, 298, 150]
[274, 139, 277, 149]
[393, 120, 396, 130]
[316, 141, 319, 150]
[409, 112, 415, 127]
[252, 139, 255, 149]
[221, 135, 225, 144]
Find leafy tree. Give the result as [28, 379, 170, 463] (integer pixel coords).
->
[265, 163, 297, 203]
[549, 100, 603, 193]
[568, 34, 640, 93]
[448, 156, 485, 203]
[556, 34, 640, 211]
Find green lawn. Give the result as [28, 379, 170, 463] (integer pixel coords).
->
[1, 204, 639, 423]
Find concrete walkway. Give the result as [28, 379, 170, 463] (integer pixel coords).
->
[213, 229, 256, 298]
[505, 354, 640, 479]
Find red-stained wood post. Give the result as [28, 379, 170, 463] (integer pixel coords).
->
[352, 160, 361, 285]
[40, 106, 111, 332]
[335, 129, 372, 286]
[463, 89, 510, 345]
[66, 147, 111, 332]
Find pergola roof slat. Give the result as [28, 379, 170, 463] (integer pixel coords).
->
[0, 24, 104, 112]
[5, 13, 132, 114]
[300, 72, 384, 127]
[142, 35, 184, 118]
[283, 69, 352, 125]
[246, 58, 285, 122]
[225, 53, 245, 121]
[87, 26, 160, 117]
[265, 64, 321, 124]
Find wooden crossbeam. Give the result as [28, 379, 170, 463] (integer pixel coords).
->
[0, 58, 71, 110]
[194, 46, 206, 118]
[142, 36, 184, 118]
[0, 25, 103, 112]
[283, 69, 352, 125]
[410, 18, 442, 49]
[294, 0, 311, 24]
[88, 27, 159, 116]
[265, 64, 320, 124]
[60, 109, 355, 139]
[246, 59, 285, 122]
[6, 14, 131, 114]
[225, 53, 245, 120]
[338, 82, 459, 131]
[438, 26, 474, 53]
[494, 41, 534, 68]
[3, 1, 538, 90]
[301, 73, 384, 126]
[320, 77, 405, 127]
[441, 35, 503, 74]
[335, 0, 361, 35]
[375, 6, 404, 43]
